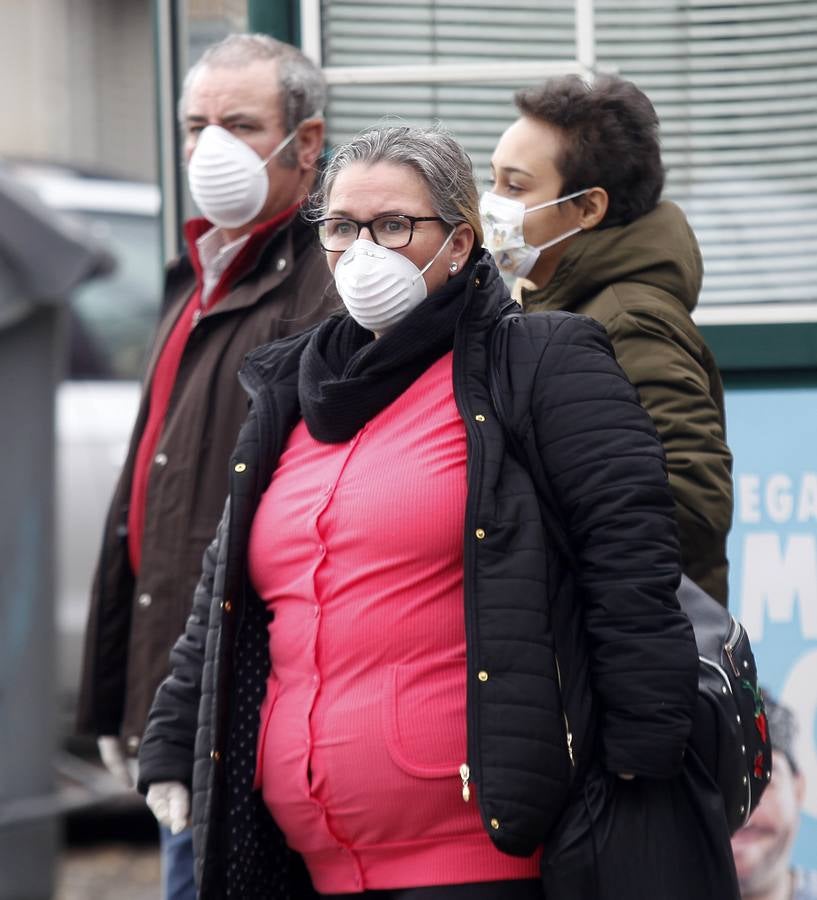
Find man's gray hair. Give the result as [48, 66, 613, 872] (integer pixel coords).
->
[178, 33, 326, 131]
[309, 124, 483, 245]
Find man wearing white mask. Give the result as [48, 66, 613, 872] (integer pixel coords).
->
[482, 74, 733, 607]
[77, 33, 336, 900]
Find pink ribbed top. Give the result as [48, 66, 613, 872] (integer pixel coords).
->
[247, 352, 541, 893]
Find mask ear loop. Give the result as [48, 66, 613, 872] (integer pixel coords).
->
[412, 228, 456, 285]
[255, 128, 299, 172]
[255, 111, 325, 172]
[531, 226, 583, 253]
[524, 188, 590, 215]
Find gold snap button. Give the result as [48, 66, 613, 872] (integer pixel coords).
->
[475, 414, 485, 422]
[475, 528, 486, 540]
[234, 463, 247, 473]
[211, 750, 221, 761]
[478, 670, 489, 682]
[490, 818, 500, 830]
[474, 278, 481, 287]
[223, 600, 233, 613]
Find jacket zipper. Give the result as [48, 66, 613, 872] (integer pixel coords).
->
[723, 616, 742, 678]
[452, 272, 486, 807]
[480, 297, 579, 793]
[555, 655, 576, 768]
[460, 763, 471, 802]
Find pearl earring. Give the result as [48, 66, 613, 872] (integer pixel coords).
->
[449, 262, 458, 272]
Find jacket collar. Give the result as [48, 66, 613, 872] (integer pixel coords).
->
[460, 248, 516, 334]
[521, 200, 703, 314]
[159, 213, 318, 332]
[185, 205, 307, 315]
[140, 215, 317, 394]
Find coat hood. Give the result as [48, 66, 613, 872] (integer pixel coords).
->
[523, 201, 703, 314]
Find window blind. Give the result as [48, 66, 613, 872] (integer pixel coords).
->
[319, 0, 817, 310]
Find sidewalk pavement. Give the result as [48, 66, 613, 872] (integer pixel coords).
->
[56, 843, 161, 900]
[55, 790, 161, 900]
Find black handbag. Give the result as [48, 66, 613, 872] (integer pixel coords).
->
[489, 311, 772, 834]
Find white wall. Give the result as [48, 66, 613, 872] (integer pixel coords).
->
[0, 0, 157, 182]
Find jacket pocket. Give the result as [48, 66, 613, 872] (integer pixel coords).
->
[382, 661, 467, 779]
[252, 678, 279, 791]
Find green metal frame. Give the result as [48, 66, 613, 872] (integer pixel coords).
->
[248, 0, 299, 45]
[702, 323, 817, 375]
[724, 369, 817, 391]
[152, 0, 186, 263]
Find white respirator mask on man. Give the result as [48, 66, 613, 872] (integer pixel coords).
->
[479, 189, 589, 279]
[333, 231, 454, 334]
[186, 124, 298, 229]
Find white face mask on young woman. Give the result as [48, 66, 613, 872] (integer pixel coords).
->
[479, 189, 589, 279]
[186, 124, 299, 229]
[333, 231, 454, 334]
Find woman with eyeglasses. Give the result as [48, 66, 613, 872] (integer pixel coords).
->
[135, 125, 706, 899]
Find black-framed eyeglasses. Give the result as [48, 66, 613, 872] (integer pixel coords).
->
[316, 214, 445, 252]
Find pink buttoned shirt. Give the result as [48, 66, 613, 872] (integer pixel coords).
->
[247, 352, 541, 894]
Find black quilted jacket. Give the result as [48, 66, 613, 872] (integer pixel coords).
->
[138, 253, 698, 898]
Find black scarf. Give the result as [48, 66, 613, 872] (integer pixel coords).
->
[298, 266, 472, 443]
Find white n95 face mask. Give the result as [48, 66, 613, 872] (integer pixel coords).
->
[479, 189, 589, 279]
[333, 231, 454, 334]
[186, 124, 298, 229]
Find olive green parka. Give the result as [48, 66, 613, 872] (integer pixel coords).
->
[522, 200, 733, 603]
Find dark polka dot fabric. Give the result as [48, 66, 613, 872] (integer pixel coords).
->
[222, 587, 318, 899]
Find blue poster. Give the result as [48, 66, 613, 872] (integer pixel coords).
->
[726, 386, 817, 868]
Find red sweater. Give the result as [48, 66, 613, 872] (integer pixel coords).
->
[248, 353, 541, 893]
[127, 205, 299, 573]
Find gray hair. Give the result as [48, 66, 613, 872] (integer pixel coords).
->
[309, 124, 483, 245]
[178, 33, 326, 133]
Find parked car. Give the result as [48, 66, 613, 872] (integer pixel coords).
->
[6, 160, 163, 742]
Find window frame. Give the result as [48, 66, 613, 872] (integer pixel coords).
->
[156, 0, 817, 373]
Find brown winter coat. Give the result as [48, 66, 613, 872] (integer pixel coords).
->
[522, 201, 733, 603]
[77, 215, 337, 748]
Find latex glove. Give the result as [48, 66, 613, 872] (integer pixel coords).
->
[146, 781, 191, 835]
[97, 735, 135, 788]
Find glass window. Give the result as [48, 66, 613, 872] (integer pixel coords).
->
[67, 210, 163, 380]
[317, 0, 817, 332]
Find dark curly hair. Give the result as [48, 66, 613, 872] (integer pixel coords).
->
[514, 74, 665, 227]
